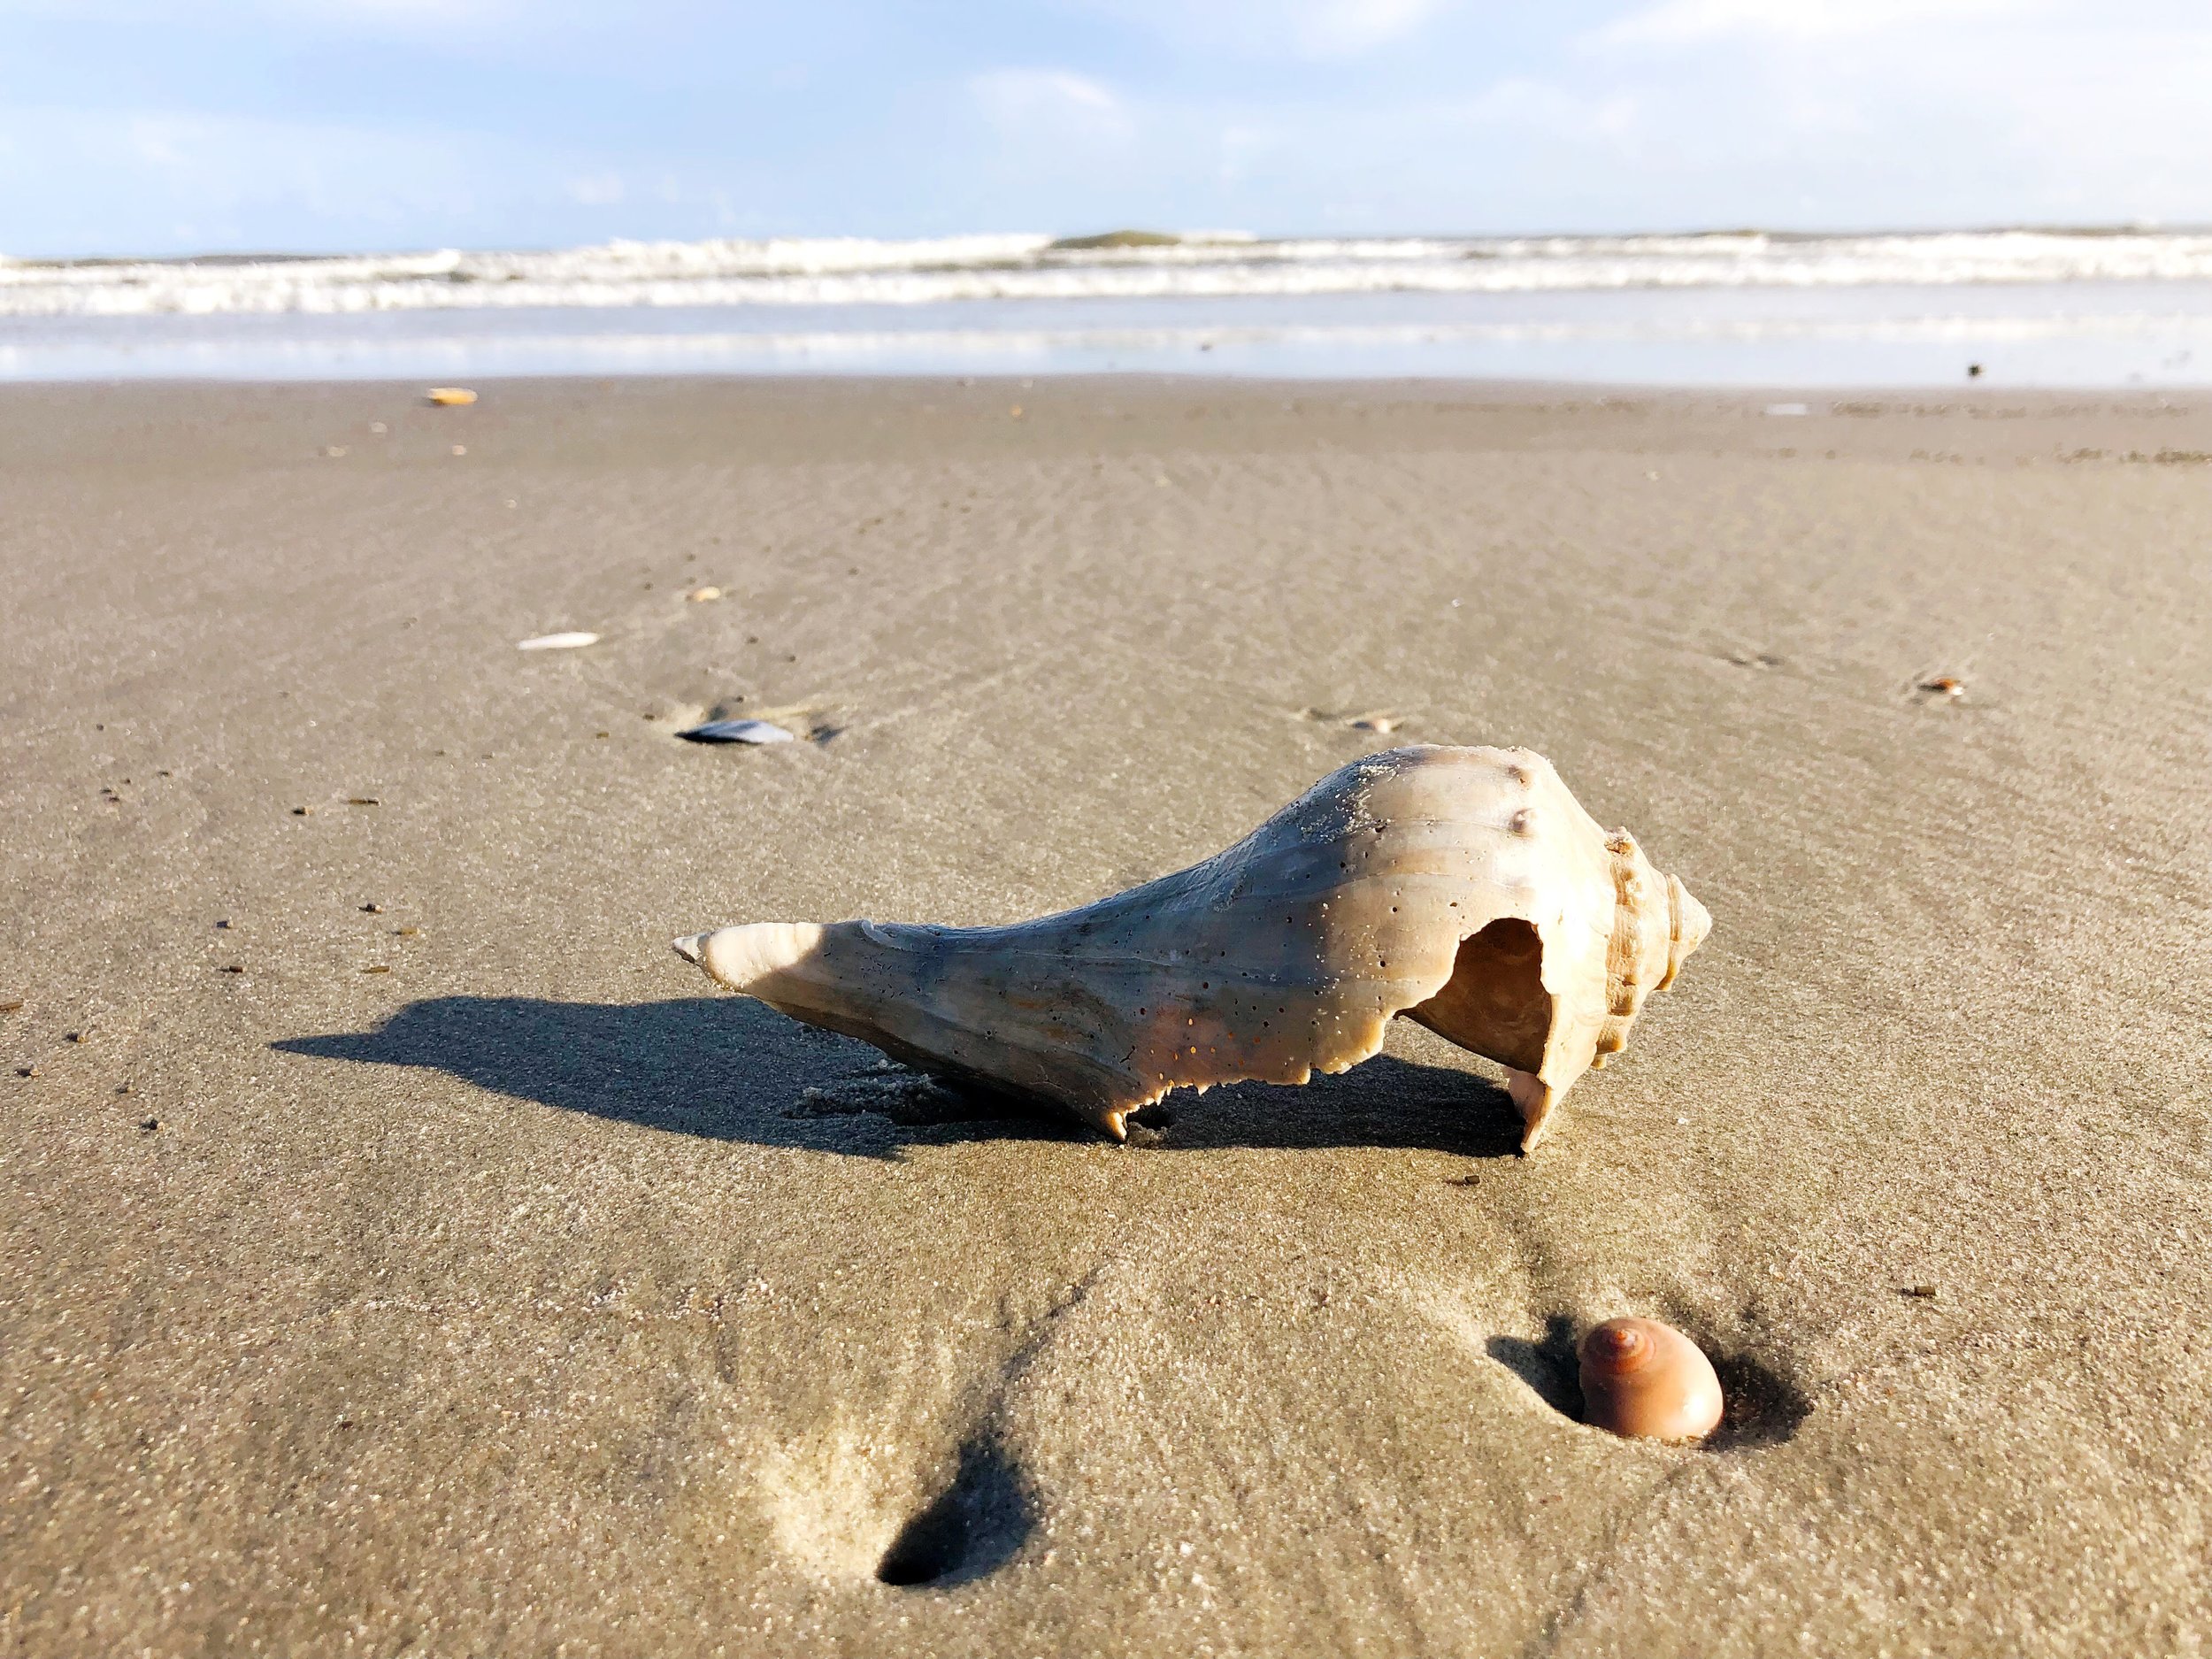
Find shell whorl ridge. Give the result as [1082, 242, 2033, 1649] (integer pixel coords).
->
[1577, 1317, 1725, 1442]
[674, 745, 1709, 1150]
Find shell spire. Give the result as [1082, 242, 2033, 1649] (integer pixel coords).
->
[674, 745, 1708, 1149]
[1578, 1317, 1725, 1442]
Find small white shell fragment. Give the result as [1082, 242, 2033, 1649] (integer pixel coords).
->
[679, 718, 795, 745]
[517, 631, 599, 651]
[426, 387, 478, 406]
[686, 586, 724, 603]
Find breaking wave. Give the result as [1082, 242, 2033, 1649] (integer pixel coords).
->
[8, 227, 2212, 319]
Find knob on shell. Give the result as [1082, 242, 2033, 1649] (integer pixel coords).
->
[1578, 1317, 1724, 1443]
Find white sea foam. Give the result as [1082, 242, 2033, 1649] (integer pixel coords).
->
[8, 228, 2212, 319]
[7, 287, 2208, 387]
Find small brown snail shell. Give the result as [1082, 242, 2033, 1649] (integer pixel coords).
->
[1578, 1317, 1724, 1443]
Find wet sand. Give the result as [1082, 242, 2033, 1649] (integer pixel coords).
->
[1, 377, 2208, 1657]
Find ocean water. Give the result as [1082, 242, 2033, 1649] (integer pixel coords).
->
[4, 229, 2210, 385]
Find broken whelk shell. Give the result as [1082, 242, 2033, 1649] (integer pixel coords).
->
[1578, 1317, 1724, 1443]
[517, 631, 600, 651]
[678, 718, 795, 745]
[672, 744, 1710, 1150]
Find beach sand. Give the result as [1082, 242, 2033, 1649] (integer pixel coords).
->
[1, 377, 2207, 1656]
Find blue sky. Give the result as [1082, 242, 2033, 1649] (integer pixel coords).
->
[2, 0, 2208, 257]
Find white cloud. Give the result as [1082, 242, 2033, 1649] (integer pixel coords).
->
[1598, 0, 2033, 46]
[566, 170, 626, 207]
[970, 68, 1134, 143]
[301, 0, 511, 14]
[0, 0, 520, 25]
[1067, 0, 1453, 60]
[0, 103, 678, 255]
[6, 0, 2212, 253]
[994, 1, 2212, 238]
[1288, 0, 1447, 54]
[1538, 3, 2212, 229]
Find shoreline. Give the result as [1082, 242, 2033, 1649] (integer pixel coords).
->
[9, 273, 2212, 387]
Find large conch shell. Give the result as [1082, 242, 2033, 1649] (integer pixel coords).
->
[673, 745, 1709, 1149]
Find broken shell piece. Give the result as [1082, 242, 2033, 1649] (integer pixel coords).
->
[1918, 675, 1965, 697]
[1578, 1317, 1724, 1443]
[517, 632, 599, 651]
[678, 718, 795, 745]
[426, 388, 478, 406]
[686, 586, 724, 603]
[673, 744, 1709, 1149]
